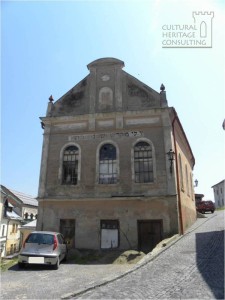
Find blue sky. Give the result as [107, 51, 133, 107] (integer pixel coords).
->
[1, 0, 225, 200]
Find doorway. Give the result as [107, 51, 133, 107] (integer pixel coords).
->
[138, 220, 163, 254]
[60, 219, 75, 249]
[100, 220, 119, 249]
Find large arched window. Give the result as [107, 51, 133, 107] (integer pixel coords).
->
[134, 141, 153, 183]
[62, 145, 79, 185]
[99, 143, 117, 184]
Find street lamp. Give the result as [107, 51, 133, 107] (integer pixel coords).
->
[167, 149, 175, 174]
[194, 179, 198, 187]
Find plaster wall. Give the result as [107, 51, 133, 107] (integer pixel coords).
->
[38, 196, 179, 250]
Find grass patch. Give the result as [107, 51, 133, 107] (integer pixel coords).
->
[0, 257, 18, 272]
[216, 207, 225, 211]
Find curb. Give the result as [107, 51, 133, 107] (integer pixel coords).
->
[60, 214, 216, 299]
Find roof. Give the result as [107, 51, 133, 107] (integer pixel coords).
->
[211, 179, 225, 188]
[21, 219, 37, 228]
[6, 210, 22, 220]
[10, 189, 38, 206]
[87, 57, 125, 69]
[170, 108, 195, 167]
[0, 185, 38, 207]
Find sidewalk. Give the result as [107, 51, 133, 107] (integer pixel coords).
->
[61, 214, 215, 299]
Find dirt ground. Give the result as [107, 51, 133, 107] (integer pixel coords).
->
[67, 249, 146, 265]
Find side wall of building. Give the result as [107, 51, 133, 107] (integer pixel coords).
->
[212, 180, 225, 208]
[173, 123, 196, 233]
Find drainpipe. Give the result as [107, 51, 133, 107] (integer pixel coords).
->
[172, 113, 184, 235]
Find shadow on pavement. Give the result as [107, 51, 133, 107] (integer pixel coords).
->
[8, 261, 67, 272]
[196, 230, 224, 299]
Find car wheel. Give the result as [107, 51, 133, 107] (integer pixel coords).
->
[211, 210, 214, 213]
[18, 262, 25, 268]
[53, 257, 60, 270]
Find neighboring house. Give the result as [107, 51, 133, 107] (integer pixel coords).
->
[37, 58, 197, 253]
[0, 185, 38, 257]
[0, 185, 38, 223]
[0, 188, 22, 256]
[0, 188, 8, 257]
[212, 180, 225, 208]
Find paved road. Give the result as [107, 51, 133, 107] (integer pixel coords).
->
[1, 212, 224, 300]
[75, 212, 224, 299]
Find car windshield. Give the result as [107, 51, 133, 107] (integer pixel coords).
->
[26, 233, 54, 245]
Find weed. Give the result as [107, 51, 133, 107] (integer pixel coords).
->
[0, 258, 18, 272]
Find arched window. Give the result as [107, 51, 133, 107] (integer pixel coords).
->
[99, 144, 117, 184]
[62, 145, 79, 185]
[134, 141, 153, 183]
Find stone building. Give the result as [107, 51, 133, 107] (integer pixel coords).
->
[37, 58, 196, 253]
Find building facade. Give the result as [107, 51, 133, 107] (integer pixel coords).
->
[212, 180, 225, 208]
[37, 58, 196, 253]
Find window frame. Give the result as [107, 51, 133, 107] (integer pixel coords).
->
[96, 141, 119, 185]
[59, 143, 81, 186]
[131, 138, 156, 184]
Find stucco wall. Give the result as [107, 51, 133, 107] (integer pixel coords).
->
[38, 197, 179, 250]
[43, 111, 173, 200]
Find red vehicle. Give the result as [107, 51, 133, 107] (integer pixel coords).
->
[196, 201, 215, 214]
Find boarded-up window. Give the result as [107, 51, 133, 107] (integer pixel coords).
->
[100, 220, 119, 249]
[99, 87, 113, 110]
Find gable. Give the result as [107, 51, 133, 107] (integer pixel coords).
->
[48, 58, 162, 117]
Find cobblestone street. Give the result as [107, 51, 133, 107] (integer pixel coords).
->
[74, 212, 224, 299]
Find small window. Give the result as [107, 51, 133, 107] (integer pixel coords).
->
[134, 142, 153, 183]
[12, 224, 16, 234]
[1, 225, 5, 237]
[99, 144, 117, 184]
[62, 146, 79, 185]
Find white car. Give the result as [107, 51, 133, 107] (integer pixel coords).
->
[18, 231, 68, 269]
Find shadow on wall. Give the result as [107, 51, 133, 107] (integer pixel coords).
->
[196, 230, 224, 299]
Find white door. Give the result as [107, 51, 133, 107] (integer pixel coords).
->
[101, 229, 118, 249]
